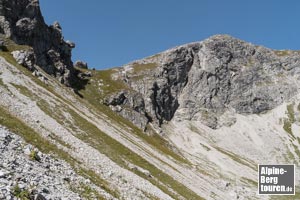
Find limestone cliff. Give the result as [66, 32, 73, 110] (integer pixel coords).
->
[107, 35, 300, 130]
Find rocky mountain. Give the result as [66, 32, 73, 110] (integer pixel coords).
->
[106, 35, 300, 130]
[1, 0, 300, 199]
[0, 0, 76, 86]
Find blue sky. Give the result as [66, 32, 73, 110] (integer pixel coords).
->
[40, 0, 300, 69]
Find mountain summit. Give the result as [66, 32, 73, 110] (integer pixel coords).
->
[106, 34, 300, 130]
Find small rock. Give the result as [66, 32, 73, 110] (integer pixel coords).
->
[52, 21, 62, 31]
[23, 145, 32, 156]
[3, 135, 12, 145]
[42, 188, 49, 194]
[18, 183, 25, 189]
[66, 40, 75, 48]
[35, 193, 47, 200]
[84, 71, 92, 77]
[0, 170, 10, 178]
[74, 60, 88, 69]
[0, 171, 5, 178]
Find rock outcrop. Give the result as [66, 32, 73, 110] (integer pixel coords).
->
[105, 91, 149, 130]
[107, 35, 300, 130]
[0, 0, 76, 86]
[11, 49, 35, 71]
[74, 60, 88, 69]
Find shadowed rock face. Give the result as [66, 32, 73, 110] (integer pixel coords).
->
[107, 35, 300, 130]
[0, 0, 75, 86]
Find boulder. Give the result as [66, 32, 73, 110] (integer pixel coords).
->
[34, 193, 47, 200]
[74, 60, 88, 69]
[11, 49, 36, 71]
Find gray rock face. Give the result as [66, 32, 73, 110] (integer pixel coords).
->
[148, 47, 194, 124]
[108, 35, 300, 130]
[176, 35, 299, 128]
[0, 0, 76, 86]
[11, 49, 35, 71]
[105, 91, 149, 130]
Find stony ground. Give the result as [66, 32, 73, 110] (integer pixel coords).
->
[0, 126, 115, 200]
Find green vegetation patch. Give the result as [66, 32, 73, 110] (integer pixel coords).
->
[292, 144, 300, 162]
[88, 68, 127, 95]
[200, 143, 211, 151]
[12, 185, 30, 200]
[70, 182, 105, 200]
[283, 104, 296, 138]
[241, 177, 257, 187]
[48, 133, 73, 149]
[188, 123, 202, 134]
[274, 50, 291, 57]
[76, 168, 119, 199]
[283, 119, 294, 138]
[29, 150, 41, 162]
[287, 104, 295, 122]
[10, 83, 34, 98]
[131, 62, 158, 73]
[215, 146, 257, 171]
[1, 36, 31, 52]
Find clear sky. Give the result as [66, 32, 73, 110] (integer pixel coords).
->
[39, 0, 300, 70]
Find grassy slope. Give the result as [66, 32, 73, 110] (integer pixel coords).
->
[74, 67, 190, 165]
[0, 106, 110, 200]
[56, 68, 200, 199]
[0, 39, 202, 199]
